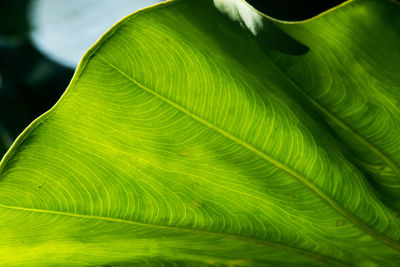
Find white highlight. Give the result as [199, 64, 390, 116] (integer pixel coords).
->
[29, 0, 162, 68]
[214, 0, 263, 36]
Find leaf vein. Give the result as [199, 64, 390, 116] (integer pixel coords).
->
[95, 55, 400, 252]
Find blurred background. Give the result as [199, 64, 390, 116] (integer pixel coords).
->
[0, 0, 355, 158]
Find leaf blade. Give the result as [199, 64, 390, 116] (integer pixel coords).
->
[1, 0, 400, 265]
[259, 0, 400, 211]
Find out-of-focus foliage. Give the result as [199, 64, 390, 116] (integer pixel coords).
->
[0, 1, 73, 157]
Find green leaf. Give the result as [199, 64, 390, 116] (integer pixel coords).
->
[259, 0, 400, 211]
[1, 0, 399, 265]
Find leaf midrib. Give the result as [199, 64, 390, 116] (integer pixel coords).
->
[95, 55, 400, 252]
[0, 203, 347, 266]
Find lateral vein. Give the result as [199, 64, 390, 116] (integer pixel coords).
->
[262, 51, 400, 179]
[0, 203, 347, 266]
[96, 55, 400, 252]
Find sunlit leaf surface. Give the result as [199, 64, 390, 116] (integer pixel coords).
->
[1, 0, 400, 265]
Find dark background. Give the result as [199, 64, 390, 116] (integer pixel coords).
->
[247, 0, 346, 20]
[0, 0, 370, 157]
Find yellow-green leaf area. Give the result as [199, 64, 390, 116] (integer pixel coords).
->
[0, 0, 399, 266]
